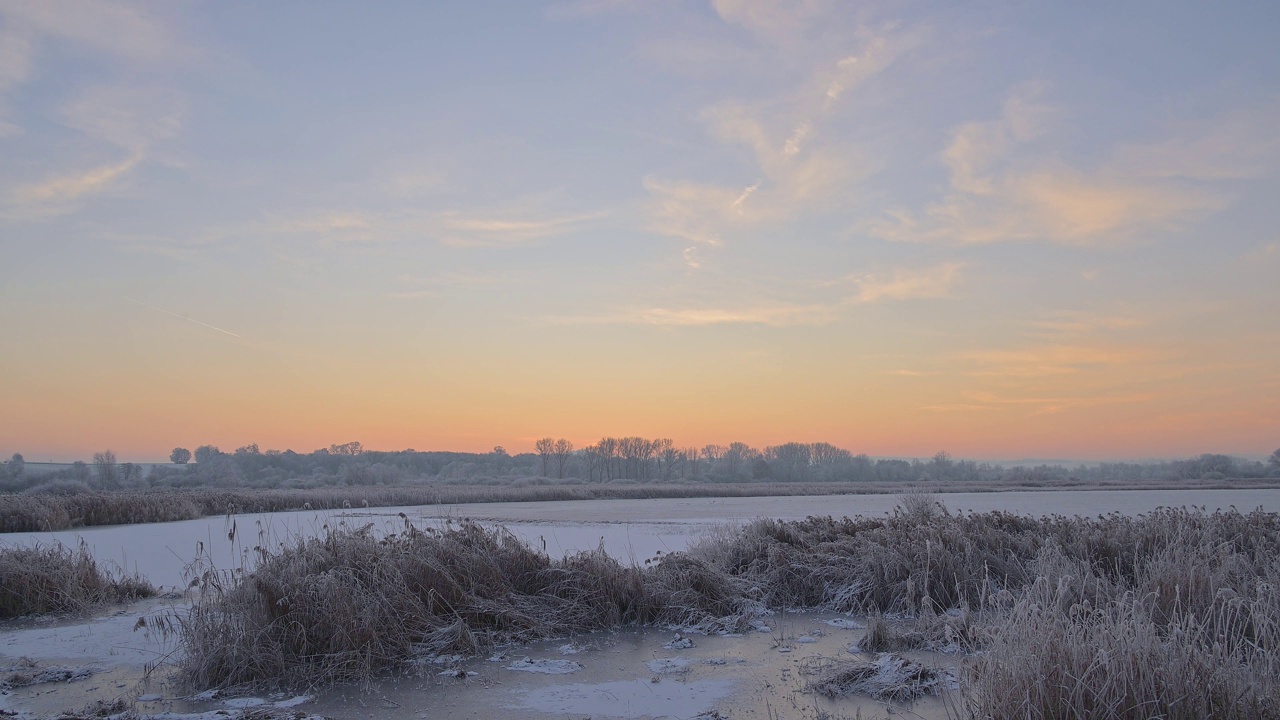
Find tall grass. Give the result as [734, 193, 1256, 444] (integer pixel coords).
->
[956, 518, 1280, 719]
[1, 482, 949, 533]
[0, 543, 155, 617]
[174, 503, 1280, 720]
[178, 520, 755, 688]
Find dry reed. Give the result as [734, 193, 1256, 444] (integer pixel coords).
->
[0, 542, 155, 617]
[177, 520, 753, 688]
[173, 501, 1280, 720]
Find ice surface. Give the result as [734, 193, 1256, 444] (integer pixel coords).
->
[3, 490, 1277, 586]
[505, 657, 583, 674]
[509, 678, 737, 718]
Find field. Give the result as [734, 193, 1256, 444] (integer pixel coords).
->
[1, 490, 1278, 719]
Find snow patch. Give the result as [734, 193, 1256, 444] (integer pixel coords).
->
[505, 657, 583, 674]
[663, 633, 695, 650]
[0, 661, 95, 689]
[647, 657, 696, 675]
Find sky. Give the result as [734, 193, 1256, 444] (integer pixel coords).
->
[1, 0, 1278, 462]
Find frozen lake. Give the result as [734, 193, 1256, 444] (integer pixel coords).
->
[2, 487, 1277, 588]
[3, 486, 1278, 720]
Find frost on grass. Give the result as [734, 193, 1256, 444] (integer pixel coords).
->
[50, 706, 327, 720]
[802, 653, 948, 702]
[0, 543, 154, 618]
[177, 521, 755, 689]
[663, 632, 695, 649]
[174, 504, 1280, 720]
[1, 659, 95, 689]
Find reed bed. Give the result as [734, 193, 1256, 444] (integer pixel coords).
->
[1, 482, 910, 533]
[7, 474, 1274, 533]
[178, 520, 754, 688]
[175, 503, 1280, 720]
[0, 543, 155, 617]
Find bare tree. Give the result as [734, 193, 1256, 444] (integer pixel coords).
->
[170, 447, 191, 464]
[534, 437, 554, 477]
[657, 439, 678, 481]
[597, 437, 619, 481]
[552, 438, 574, 479]
[723, 442, 755, 479]
[581, 443, 601, 482]
[328, 441, 363, 456]
[765, 442, 811, 482]
[92, 449, 118, 489]
[683, 447, 701, 479]
[810, 442, 852, 481]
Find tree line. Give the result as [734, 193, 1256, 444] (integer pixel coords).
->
[2, 442, 1278, 494]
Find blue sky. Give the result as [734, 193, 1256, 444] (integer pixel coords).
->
[2, 0, 1278, 460]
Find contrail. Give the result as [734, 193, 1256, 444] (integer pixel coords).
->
[128, 298, 241, 338]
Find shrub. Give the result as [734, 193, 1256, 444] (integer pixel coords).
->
[0, 543, 155, 617]
[177, 521, 752, 688]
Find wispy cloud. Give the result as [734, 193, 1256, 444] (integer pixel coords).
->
[959, 344, 1150, 378]
[852, 262, 964, 303]
[1025, 311, 1142, 340]
[386, 270, 532, 299]
[128, 297, 240, 338]
[1, 1, 180, 63]
[545, 259, 958, 327]
[710, 0, 836, 47]
[643, 18, 923, 260]
[10, 153, 141, 207]
[383, 171, 447, 199]
[643, 178, 738, 247]
[1, 1, 187, 214]
[271, 212, 380, 244]
[545, 302, 839, 327]
[439, 210, 606, 247]
[681, 246, 702, 270]
[399, 270, 531, 287]
[930, 389, 1155, 416]
[1112, 105, 1280, 181]
[875, 87, 1258, 246]
[60, 84, 184, 153]
[385, 289, 437, 300]
[0, 1, 184, 135]
[0, 24, 34, 135]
